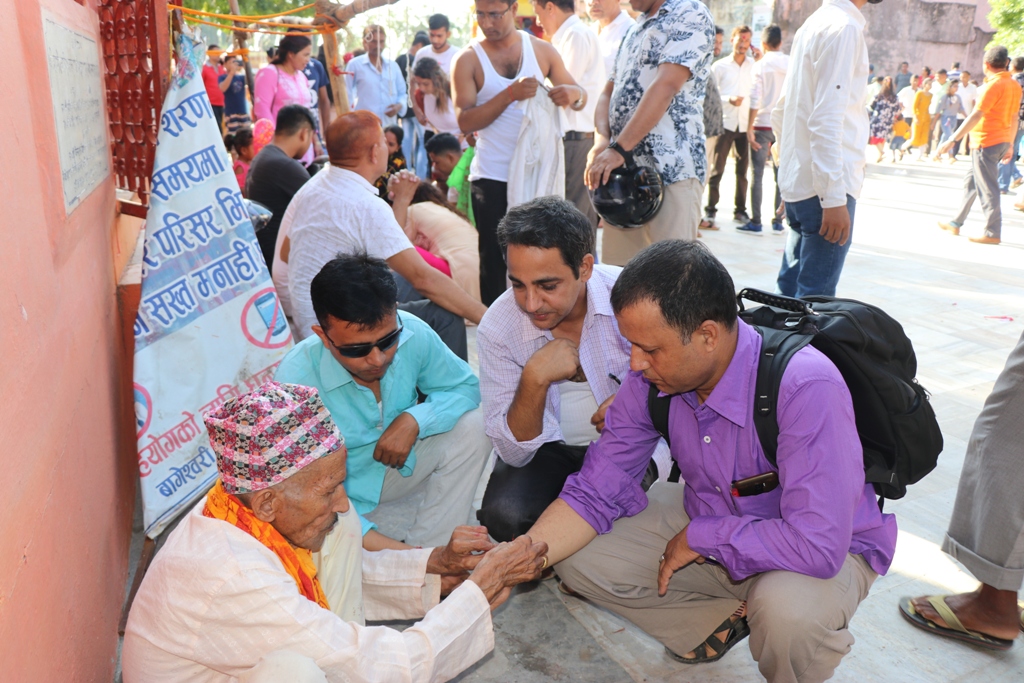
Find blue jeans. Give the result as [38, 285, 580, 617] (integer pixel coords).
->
[401, 117, 430, 179]
[997, 127, 1023, 191]
[777, 195, 856, 298]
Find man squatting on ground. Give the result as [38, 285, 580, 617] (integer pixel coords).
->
[526, 241, 896, 683]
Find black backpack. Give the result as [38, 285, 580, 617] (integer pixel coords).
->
[649, 288, 943, 502]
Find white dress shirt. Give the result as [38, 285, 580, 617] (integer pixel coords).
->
[749, 51, 790, 129]
[477, 264, 670, 481]
[897, 85, 916, 119]
[286, 166, 413, 338]
[959, 81, 978, 116]
[122, 500, 494, 683]
[771, 0, 869, 208]
[346, 54, 408, 125]
[552, 15, 605, 133]
[595, 11, 634, 79]
[713, 55, 755, 133]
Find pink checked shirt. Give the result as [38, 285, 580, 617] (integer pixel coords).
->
[477, 265, 632, 467]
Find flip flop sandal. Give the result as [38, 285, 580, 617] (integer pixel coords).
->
[898, 596, 1015, 651]
[666, 615, 750, 664]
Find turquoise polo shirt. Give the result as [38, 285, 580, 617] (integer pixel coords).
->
[275, 313, 480, 535]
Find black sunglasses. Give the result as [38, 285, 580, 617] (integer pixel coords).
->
[329, 318, 403, 358]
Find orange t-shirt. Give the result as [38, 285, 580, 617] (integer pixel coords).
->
[969, 71, 1023, 149]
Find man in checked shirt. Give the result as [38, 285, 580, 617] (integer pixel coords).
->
[475, 196, 670, 542]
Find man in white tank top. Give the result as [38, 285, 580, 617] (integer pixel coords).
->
[474, 197, 668, 542]
[451, 0, 587, 306]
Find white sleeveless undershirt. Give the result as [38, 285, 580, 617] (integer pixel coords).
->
[468, 31, 544, 183]
[558, 380, 601, 447]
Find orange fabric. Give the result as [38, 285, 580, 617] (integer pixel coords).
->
[969, 71, 1023, 149]
[203, 480, 330, 609]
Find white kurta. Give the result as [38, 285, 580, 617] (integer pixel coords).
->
[122, 500, 494, 683]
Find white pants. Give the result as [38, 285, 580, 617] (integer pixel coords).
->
[369, 408, 492, 547]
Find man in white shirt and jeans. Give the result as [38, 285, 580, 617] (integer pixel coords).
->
[771, 0, 875, 298]
[533, 0, 606, 242]
[703, 26, 757, 229]
[742, 24, 789, 235]
[587, 0, 634, 78]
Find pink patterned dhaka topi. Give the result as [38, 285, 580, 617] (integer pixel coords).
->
[203, 380, 344, 494]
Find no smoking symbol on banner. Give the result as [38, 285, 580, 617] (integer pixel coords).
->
[240, 288, 292, 349]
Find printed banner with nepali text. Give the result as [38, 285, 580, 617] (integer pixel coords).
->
[133, 35, 292, 538]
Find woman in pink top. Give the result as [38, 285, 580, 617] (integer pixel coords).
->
[253, 34, 316, 164]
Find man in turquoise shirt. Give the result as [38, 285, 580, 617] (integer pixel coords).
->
[276, 254, 490, 549]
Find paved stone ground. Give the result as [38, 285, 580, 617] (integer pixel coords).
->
[375, 154, 1024, 682]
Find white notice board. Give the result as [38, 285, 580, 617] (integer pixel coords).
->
[42, 11, 111, 215]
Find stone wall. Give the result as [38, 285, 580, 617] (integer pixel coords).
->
[709, 0, 997, 82]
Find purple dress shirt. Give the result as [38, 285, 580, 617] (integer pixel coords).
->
[560, 320, 897, 581]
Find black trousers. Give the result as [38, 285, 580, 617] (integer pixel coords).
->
[470, 179, 509, 306]
[477, 442, 661, 542]
[477, 442, 588, 543]
[706, 128, 750, 216]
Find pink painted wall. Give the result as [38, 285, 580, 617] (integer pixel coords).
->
[0, 0, 137, 680]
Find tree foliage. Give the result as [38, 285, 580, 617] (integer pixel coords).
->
[988, 0, 1024, 56]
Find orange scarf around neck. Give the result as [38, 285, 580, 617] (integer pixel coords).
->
[203, 480, 329, 609]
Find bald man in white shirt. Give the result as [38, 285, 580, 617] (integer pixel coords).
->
[588, 0, 634, 78]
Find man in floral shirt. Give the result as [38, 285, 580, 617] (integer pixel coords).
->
[584, 0, 715, 266]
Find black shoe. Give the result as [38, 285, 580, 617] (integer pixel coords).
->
[733, 210, 750, 223]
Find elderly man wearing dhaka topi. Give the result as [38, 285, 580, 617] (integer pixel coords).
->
[122, 382, 548, 683]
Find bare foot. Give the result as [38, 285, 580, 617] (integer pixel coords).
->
[679, 602, 747, 660]
[910, 586, 1021, 642]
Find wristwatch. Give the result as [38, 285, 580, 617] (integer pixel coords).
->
[607, 140, 634, 167]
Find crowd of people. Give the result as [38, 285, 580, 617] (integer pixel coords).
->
[122, 1, 1024, 682]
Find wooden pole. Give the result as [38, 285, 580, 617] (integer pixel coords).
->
[322, 31, 350, 116]
[227, 0, 255, 100]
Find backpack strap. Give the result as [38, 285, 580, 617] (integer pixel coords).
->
[752, 327, 813, 468]
[647, 383, 681, 483]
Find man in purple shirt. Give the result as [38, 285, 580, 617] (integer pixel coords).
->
[525, 241, 896, 682]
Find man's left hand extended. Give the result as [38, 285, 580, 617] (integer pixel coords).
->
[657, 527, 704, 597]
[586, 146, 625, 191]
[427, 525, 495, 577]
[373, 412, 419, 468]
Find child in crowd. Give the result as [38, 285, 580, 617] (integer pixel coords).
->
[890, 117, 910, 162]
[223, 128, 255, 194]
[375, 125, 408, 198]
[933, 81, 965, 162]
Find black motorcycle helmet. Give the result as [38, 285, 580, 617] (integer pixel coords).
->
[588, 148, 664, 229]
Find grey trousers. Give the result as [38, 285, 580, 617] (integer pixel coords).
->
[750, 128, 781, 225]
[952, 142, 1010, 239]
[563, 135, 599, 250]
[942, 330, 1024, 591]
[556, 483, 877, 683]
[392, 272, 468, 361]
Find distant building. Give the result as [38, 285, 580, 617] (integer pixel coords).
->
[706, 0, 995, 81]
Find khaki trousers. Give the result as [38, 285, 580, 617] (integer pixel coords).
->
[367, 408, 492, 547]
[602, 177, 702, 266]
[555, 483, 877, 683]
